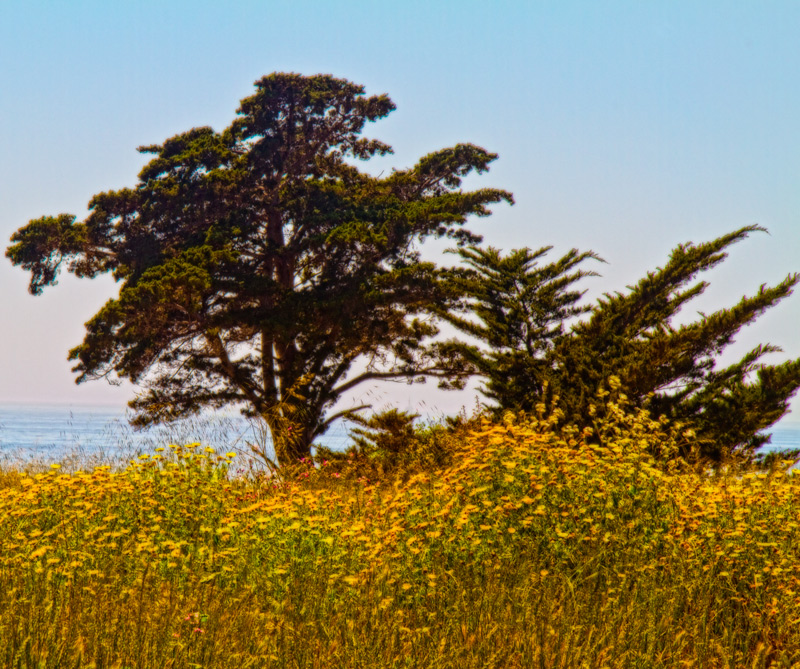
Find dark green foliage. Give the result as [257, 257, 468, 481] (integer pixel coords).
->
[439, 244, 603, 412]
[348, 409, 421, 463]
[446, 226, 800, 463]
[315, 408, 460, 477]
[6, 73, 511, 464]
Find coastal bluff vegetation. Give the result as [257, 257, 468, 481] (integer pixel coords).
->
[4, 73, 800, 666]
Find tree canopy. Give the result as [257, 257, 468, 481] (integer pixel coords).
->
[6, 73, 512, 464]
[439, 244, 602, 411]
[443, 226, 800, 463]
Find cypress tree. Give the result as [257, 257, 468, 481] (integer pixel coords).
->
[440, 245, 602, 412]
[6, 73, 512, 464]
[444, 226, 800, 463]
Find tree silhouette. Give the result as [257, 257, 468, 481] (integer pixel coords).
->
[7, 73, 511, 464]
[445, 226, 800, 462]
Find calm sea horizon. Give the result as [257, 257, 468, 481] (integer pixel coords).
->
[0, 402, 798, 465]
[0, 403, 350, 464]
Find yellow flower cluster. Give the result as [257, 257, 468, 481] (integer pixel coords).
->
[0, 409, 799, 666]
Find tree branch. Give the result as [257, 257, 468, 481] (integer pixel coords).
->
[331, 366, 459, 397]
[319, 403, 371, 430]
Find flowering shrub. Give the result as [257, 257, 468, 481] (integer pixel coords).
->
[0, 407, 799, 666]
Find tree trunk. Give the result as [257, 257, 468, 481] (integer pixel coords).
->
[267, 412, 314, 465]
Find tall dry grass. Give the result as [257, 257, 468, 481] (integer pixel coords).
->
[0, 402, 799, 667]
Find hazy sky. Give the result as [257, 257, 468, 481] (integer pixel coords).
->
[1, 1, 799, 422]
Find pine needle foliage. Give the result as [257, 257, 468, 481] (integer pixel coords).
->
[347, 408, 420, 462]
[6, 73, 511, 464]
[440, 245, 603, 412]
[445, 226, 800, 463]
[316, 408, 459, 478]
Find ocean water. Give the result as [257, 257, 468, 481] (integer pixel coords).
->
[0, 404, 351, 465]
[0, 403, 798, 465]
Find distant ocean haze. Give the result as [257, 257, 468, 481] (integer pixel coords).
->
[0, 403, 798, 465]
[0, 404, 346, 465]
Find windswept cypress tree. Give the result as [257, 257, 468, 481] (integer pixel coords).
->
[445, 226, 800, 462]
[6, 73, 512, 464]
[439, 245, 602, 411]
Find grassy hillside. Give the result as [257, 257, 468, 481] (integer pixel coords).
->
[0, 404, 799, 667]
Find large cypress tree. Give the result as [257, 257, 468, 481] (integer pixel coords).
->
[444, 226, 800, 462]
[6, 73, 512, 464]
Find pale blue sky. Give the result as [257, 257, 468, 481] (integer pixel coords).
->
[1, 1, 799, 422]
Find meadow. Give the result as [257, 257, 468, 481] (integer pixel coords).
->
[1, 400, 799, 668]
